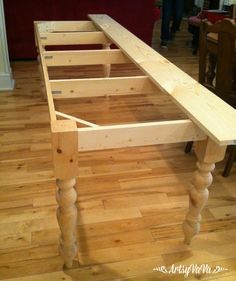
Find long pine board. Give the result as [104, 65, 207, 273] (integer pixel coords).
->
[37, 21, 98, 32]
[89, 14, 236, 146]
[78, 120, 206, 151]
[40, 31, 110, 46]
[44, 49, 130, 66]
[51, 76, 156, 98]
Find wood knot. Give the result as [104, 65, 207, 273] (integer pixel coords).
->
[57, 148, 62, 154]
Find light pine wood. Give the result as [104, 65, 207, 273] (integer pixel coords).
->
[51, 120, 78, 267]
[55, 111, 99, 127]
[183, 161, 215, 244]
[51, 76, 156, 99]
[34, 23, 56, 120]
[78, 120, 206, 151]
[103, 44, 111, 77]
[51, 120, 78, 179]
[32, 17, 236, 273]
[183, 138, 227, 244]
[44, 49, 130, 67]
[37, 21, 98, 32]
[89, 14, 236, 146]
[40, 31, 110, 46]
[56, 178, 77, 268]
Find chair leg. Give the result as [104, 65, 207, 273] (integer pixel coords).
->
[185, 141, 193, 153]
[222, 146, 236, 177]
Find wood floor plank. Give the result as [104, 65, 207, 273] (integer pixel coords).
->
[209, 205, 236, 219]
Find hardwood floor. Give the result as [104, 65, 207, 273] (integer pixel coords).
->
[0, 20, 235, 281]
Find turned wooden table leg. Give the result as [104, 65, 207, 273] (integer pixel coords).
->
[51, 120, 78, 268]
[183, 138, 226, 244]
[56, 178, 77, 268]
[183, 161, 214, 244]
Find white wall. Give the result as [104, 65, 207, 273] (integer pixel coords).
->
[0, 0, 14, 91]
[195, 0, 204, 8]
[219, 0, 236, 10]
[196, 0, 236, 9]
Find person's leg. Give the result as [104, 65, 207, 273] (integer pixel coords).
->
[171, 0, 184, 34]
[192, 26, 200, 54]
[161, 0, 173, 46]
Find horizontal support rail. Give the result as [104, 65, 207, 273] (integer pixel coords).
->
[37, 21, 98, 33]
[89, 14, 236, 146]
[51, 76, 157, 98]
[44, 49, 130, 66]
[40, 31, 110, 46]
[34, 23, 57, 121]
[78, 119, 206, 151]
[55, 111, 99, 127]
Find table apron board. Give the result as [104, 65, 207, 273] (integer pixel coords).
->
[34, 15, 235, 268]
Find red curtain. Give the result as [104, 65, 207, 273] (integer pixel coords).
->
[4, 0, 156, 59]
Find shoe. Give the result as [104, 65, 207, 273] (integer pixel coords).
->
[192, 48, 198, 55]
[160, 41, 168, 49]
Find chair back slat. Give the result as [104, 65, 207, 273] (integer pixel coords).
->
[199, 18, 236, 107]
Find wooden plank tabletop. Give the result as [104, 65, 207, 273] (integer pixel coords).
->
[89, 14, 236, 146]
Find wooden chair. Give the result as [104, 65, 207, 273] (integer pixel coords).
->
[186, 17, 236, 176]
[188, 0, 222, 54]
[199, 18, 236, 105]
[188, 3, 236, 54]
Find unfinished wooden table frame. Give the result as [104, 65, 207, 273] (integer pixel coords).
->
[34, 15, 236, 268]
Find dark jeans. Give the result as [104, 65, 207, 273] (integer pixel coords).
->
[161, 0, 184, 42]
[188, 24, 200, 54]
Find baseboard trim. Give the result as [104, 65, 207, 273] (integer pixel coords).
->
[0, 72, 15, 91]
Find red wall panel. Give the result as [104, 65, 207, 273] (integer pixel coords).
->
[3, 0, 155, 59]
